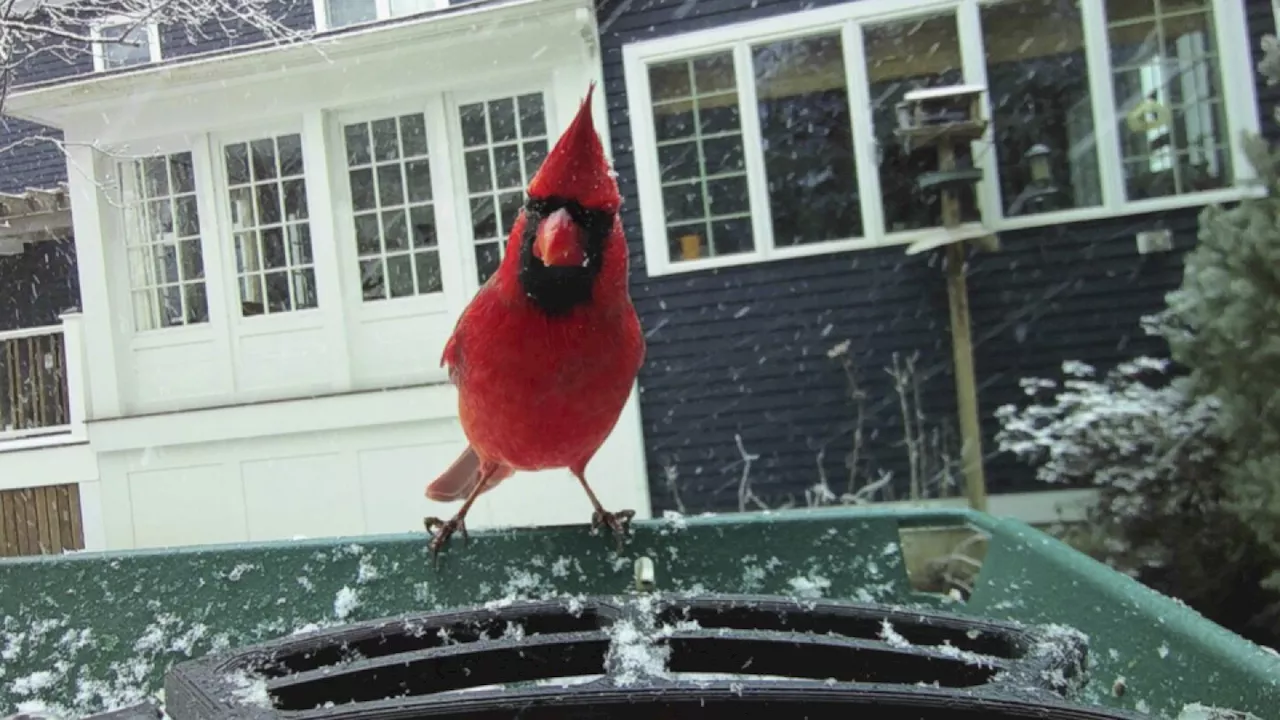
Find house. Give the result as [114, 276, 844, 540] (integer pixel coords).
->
[599, 0, 1275, 518]
[0, 0, 651, 554]
[0, 0, 1270, 554]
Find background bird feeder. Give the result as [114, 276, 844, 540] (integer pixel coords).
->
[894, 83, 998, 513]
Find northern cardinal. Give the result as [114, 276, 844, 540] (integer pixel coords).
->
[422, 83, 645, 562]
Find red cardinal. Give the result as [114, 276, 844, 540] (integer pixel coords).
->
[422, 83, 645, 561]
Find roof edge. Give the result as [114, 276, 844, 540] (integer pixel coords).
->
[6, 0, 595, 128]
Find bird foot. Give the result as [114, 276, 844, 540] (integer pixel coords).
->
[591, 508, 635, 552]
[423, 515, 469, 566]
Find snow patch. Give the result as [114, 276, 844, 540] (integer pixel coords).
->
[333, 586, 361, 620]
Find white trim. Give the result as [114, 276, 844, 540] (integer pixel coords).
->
[622, 0, 1263, 278]
[78, 480, 107, 551]
[84, 381, 460, 452]
[302, 109, 356, 392]
[89, 15, 162, 73]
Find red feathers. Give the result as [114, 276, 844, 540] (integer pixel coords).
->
[526, 83, 621, 215]
[422, 84, 646, 559]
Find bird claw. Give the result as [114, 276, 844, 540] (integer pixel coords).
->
[423, 515, 469, 567]
[591, 508, 635, 552]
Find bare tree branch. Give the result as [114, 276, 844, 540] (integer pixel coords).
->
[0, 0, 316, 194]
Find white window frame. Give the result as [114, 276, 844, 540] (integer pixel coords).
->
[328, 99, 458, 320]
[89, 15, 162, 73]
[623, 0, 1261, 278]
[211, 121, 323, 329]
[313, 0, 444, 31]
[104, 135, 216, 350]
[445, 82, 557, 296]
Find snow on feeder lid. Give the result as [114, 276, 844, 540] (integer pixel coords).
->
[162, 594, 1151, 720]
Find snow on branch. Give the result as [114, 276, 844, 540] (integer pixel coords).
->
[993, 357, 1223, 508]
[0, 0, 313, 109]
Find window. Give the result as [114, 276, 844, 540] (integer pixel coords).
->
[982, 0, 1102, 216]
[650, 53, 752, 261]
[864, 13, 980, 230]
[624, 0, 1255, 275]
[119, 152, 209, 331]
[1106, 0, 1230, 200]
[342, 112, 443, 301]
[651, 35, 861, 264]
[91, 19, 161, 72]
[224, 133, 318, 317]
[322, 0, 436, 29]
[458, 93, 549, 284]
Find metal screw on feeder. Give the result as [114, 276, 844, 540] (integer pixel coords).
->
[634, 556, 656, 592]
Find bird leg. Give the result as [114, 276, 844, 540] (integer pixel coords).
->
[423, 463, 494, 566]
[572, 470, 634, 552]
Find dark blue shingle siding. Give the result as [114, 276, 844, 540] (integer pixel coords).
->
[598, 0, 1278, 513]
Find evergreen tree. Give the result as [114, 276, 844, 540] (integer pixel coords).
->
[1145, 35, 1280, 591]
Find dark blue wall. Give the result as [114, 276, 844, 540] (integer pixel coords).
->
[597, 0, 1280, 513]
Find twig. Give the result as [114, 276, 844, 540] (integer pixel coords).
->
[734, 433, 766, 513]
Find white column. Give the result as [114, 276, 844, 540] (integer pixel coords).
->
[64, 143, 124, 419]
[58, 311, 89, 437]
[302, 109, 354, 392]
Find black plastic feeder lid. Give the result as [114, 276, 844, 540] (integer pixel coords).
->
[163, 594, 1148, 720]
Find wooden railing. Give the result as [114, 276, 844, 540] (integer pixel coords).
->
[0, 324, 73, 442]
[0, 483, 85, 556]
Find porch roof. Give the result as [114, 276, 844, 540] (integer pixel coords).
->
[0, 182, 72, 248]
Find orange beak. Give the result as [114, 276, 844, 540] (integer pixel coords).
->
[532, 208, 587, 267]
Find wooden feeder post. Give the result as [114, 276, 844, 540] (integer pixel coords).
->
[894, 85, 997, 513]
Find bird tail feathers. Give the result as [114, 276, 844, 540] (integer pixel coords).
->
[425, 445, 514, 502]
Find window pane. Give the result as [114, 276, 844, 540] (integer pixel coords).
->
[101, 23, 151, 70]
[120, 151, 210, 331]
[415, 250, 443, 294]
[389, 0, 433, 16]
[1105, 0, 1230, 200]
[983, 0, 1102, 217]
[327, 0, 377, 28]
[459, 93, 549, 284]
[174, 196, 198, 239]
[225, 143, 250, 186]
[179, 238, 204, 280]
[650, 52, 754, 263]
[169, 153, 195, 194]
[753, 32, 861, 246]
[226, 134, 317, 316]
[361, 259, 385, 300]
[864, 13, 980, 231]
[342, 113, 441, 300]
[475, 242, 501, 284]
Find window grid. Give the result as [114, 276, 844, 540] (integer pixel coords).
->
[1105, 0, 1229, 199]
[119, 151, 209, 332]
[224, 133, 318, 317]
[652, 54, 753, 263]
[459, 93, 549, 285]
[633, 0, 1248, 274]
[342, 112, 443, 302]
